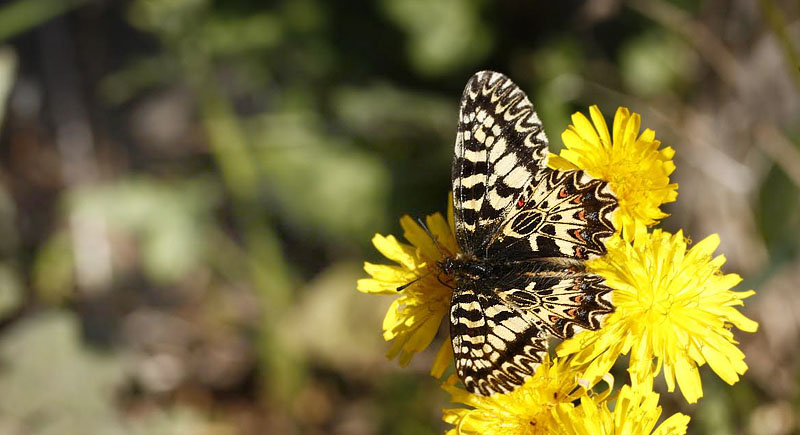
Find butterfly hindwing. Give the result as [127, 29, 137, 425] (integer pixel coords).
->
[450, 265, 613, 396]
[450, 287, 548, 396]
[452, 71, 550, 257]
[486, 168, 616, 261]
[494, 269, 614, 339]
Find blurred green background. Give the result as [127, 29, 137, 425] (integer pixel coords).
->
[0, 0, 797, 434]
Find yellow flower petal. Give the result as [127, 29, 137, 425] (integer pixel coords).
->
[674, 358, 703, 403]
[401, 215, 440, 261]
[589, 106, 612, 146]
[547, 154, 580, 171]
[431, 338, 454, 378]
[652, 414, 692, 435]
[357, 263, 416, 294]
[372, 234, 420, 271]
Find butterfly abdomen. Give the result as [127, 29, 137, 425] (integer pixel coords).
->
[438, 257, 494, 283]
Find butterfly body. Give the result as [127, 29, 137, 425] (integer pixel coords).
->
[445, 71, 618, 396]
[438, 256, 493, 282]
[441, 256, 583, 292]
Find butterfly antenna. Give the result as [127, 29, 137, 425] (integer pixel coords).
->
[436, 273, 454, 290]
[396, 269, 433, 292]
[417, 217, 448, 257]
[396, 218, 450, 292]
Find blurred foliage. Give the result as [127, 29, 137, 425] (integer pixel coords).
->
[758, 166, 800, 263]
[0, 311, 126, 434]
[251, 112, 389, 240]
[0, 0, 89, 42]
[620, 29, 698, 96]
[0, 0, 797, 434]
[381, 0, 492, 77]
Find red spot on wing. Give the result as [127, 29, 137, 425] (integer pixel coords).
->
[574, 246, 586, 259]
[571, 229, 587, 243]
[517, 198, 525, 207]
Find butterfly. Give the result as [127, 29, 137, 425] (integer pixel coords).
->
[441, 71, 617, 396]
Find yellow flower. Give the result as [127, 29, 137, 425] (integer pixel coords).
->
[554, 380, 691, 435]
[357, 209, 458, 371]
[548, 106, 678, 237]
[442, 357, 581, 435]
[442, 356, 688, 435]
[557, 225, 759, 403]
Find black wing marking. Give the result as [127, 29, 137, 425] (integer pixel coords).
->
[486, 168, 617, 261]
[452, 71, 550, 257]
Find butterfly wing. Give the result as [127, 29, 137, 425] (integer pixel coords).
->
[452, 71, 550, 257]
[486, 168, 617, 261]
[493, 268, 614, 339]
[451, 266, 613, 395]
[450, 286, 548, 396]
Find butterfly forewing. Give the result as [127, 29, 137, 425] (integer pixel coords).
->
[447, 71, 619, 396]
[452, 71, 550, 257]
[486, 168, 617, 261]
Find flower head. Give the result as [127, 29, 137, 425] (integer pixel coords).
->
[442, 355, 690, 435]
[548, 106, 678, 237]
[554, 380, 690, 435]
[556, 225, 759, 403]
[357, 209, 457, 371]
[442, 357, 592, 435]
